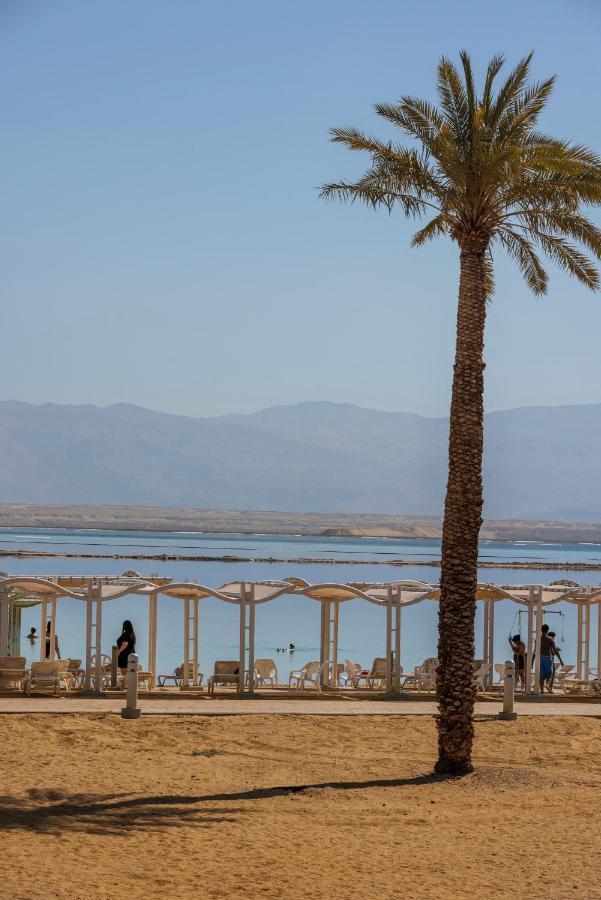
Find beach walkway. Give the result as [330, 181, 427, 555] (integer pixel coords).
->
[1, 696, 600, 715]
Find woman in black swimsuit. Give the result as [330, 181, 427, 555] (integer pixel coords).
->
[508, 633, 526, 689]
[116, 620, 136, 677]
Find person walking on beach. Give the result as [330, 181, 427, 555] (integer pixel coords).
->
[116, 620, 136, 678]
[547, 631, 564, 691]
[45, 621, 61, 659]
[539, 624, 563, 693]
[508, 633, 526, 690]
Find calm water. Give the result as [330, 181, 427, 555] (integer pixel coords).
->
[3, 528, 601, 681]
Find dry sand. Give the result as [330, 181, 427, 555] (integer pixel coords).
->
[1, 713, 600, 899]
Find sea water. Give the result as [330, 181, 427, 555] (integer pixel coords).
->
[2, 528, 600, 682]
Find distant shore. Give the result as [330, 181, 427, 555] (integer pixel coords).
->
[1, 547, 601, 570]
[2, 502, 601, 544]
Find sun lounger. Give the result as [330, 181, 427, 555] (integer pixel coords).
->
[158, 665, 184, 687]
[366, 657, 387, 689]
[254, 658, 278, 687]
[403, 657, 438, 692]
[24, 660, 71, 697]
[0, 656, 28, 691]
[208, 660, 240, 695]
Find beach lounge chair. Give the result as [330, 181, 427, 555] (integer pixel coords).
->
[0, 656, 28, 691]
[401, 657, 438, 691]
[254, 659, 278, 687]
[24, 660, 71, 697]
[367, 657, 387, 689]
[208, 661, 240, 695]
[288, 660, 323, 691]
[158, 664, 184, 687]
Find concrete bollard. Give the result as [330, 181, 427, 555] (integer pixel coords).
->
[498, 659, 518, 720]
[121, 653, 141, 719]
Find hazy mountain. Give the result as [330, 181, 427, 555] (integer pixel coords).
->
[0, 399, 599, 520]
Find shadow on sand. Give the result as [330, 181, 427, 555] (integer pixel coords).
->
[0, 773, 451, 836]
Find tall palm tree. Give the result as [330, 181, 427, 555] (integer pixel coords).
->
[321, 52, 601, 774]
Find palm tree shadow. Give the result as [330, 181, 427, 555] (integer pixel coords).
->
[0, 789, 242, 836]
[0, 773, 453, 836]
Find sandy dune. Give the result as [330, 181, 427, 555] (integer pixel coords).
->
[1, 713, 600, 899]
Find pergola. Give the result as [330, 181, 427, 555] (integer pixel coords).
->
[1, 573, 600, 696]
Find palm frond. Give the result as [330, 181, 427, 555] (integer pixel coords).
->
[498, 229, 548, 294]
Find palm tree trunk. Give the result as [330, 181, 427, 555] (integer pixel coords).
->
[435, 240, 488, 776]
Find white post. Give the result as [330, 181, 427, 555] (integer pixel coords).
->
[94, 581, 103, 694]
[147, 592, 157, 687]
[525, 588, 534, 695]
[183, 596, 190, 688]
[239, 582, 246, 693]
[48, 596, 57, 662]
[121, 653, 141, 719]
[597, 599, 601, 680]
[498, 660, 517, 720]
[192, 596, 199, 688]
[482, 600, 490, 668]
[576, 602, 583, 680]
[40, 596, 47, 662]
[488, 600, 495, 690]
[332, 600, 339, 688]
[84, 581, 93, 691]
[534, 588, 543, 694]
[394, 585, 402, 692]
[248, 584, 256, 693]
[0, 588, 9, 656]
[385, 585, 393, 692]
[320, 600, 331, 688]
[584, 602, 591, 682]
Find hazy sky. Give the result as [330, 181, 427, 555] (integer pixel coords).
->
[1, 0, 601, 418]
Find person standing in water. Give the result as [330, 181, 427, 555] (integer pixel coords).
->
[116, 620, 136, 678]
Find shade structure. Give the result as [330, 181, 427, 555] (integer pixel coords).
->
[1, 574, 600, 697]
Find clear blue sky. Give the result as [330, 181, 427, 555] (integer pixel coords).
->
[1, 0, 601, 418]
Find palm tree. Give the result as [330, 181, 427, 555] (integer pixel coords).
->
[321, 52, 601, 774]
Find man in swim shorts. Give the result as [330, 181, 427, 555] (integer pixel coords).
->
[539, 624, 562, 693]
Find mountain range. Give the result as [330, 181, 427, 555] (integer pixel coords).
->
[0, 399, 599, 521]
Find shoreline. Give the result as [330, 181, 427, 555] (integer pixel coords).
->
[2, 503, 601, 544]
[2, 547, 601, 570]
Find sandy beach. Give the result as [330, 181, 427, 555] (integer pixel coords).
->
[1, 713, 600, 899]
